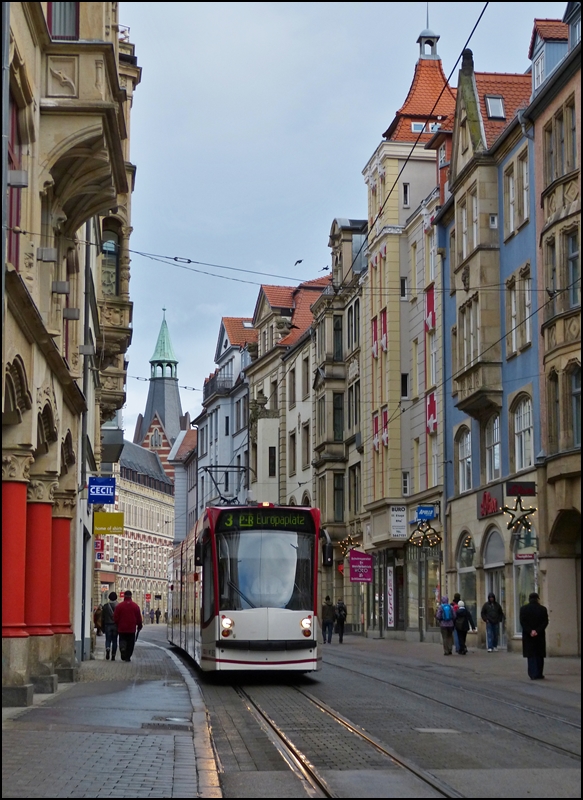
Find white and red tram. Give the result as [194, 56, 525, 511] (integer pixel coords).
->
[168, 504, 331, 672]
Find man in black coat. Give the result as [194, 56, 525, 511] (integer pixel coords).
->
[519, 592, 549, 680]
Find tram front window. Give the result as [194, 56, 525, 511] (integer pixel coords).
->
[217, 530, 314, 611]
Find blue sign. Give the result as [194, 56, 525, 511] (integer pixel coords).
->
[416, 505, 436, 521]
[88, 477, 116, 504]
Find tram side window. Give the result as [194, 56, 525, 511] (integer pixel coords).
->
[201, 539, 215, 625]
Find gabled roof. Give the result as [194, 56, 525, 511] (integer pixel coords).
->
[222, 317, 258, 348]
[474, 72, 532, 148]
[528, 19, 568, 59]
[383, 58, 457, 141]
[261, 285, 295, 309]
[279, 276, 332, 347]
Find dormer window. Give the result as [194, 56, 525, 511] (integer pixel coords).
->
[412, 122, 426, 133]
[485, 96, 505, 119]
[534, 53, 545, 89]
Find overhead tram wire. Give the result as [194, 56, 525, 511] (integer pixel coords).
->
[331, 2, 490, 297]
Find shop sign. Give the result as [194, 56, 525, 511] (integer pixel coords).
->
[93, 511, 124, 535]
[145, 593, 152, 601]
[94, 538, 104, 552]
[416, 505, 436, 521]
[349, 550, 373, 583]
[390, 505, 408, 539]
[88, 477, 116, 504]
[506, 481, 536, 497]
[95, 552, 104, 560]
[477, 483, 504, 519]
[515, 552, 535, 561]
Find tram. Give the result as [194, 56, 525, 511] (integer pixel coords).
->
[168, 504, 331, 671]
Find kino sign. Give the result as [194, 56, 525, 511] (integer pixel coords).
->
[88, 477, 115, 504]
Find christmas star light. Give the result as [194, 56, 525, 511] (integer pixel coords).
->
[502, 496, 537, 532]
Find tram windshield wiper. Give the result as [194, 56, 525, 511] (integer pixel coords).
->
[228, 579, 256, 609]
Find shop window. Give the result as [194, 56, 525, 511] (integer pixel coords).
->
[513, 534, 537, 635]
[456, 533, 477, 629]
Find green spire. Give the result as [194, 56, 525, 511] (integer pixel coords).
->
[150, 309, 178, 378]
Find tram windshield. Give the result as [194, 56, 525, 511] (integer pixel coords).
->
[217, 530, 314, 611]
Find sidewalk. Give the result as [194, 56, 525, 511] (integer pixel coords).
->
[2, 625, 222, 799]
[2, 629, 579, 798]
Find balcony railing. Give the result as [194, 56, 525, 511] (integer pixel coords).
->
[203, 375, 233, 403]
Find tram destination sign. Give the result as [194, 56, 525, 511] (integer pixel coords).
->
[216, 508, 314, 533]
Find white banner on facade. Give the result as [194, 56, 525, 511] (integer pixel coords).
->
[386, 566, 394, 627]
[390, 505, 408, 539]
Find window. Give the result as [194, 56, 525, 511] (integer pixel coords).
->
[568, 233, 580, 308]
[380, 308, 387, 351]
[460, 201, 468, 260]
[371, 317, 378, 358]
[288, 369, 296, 408]
[268, 446, 276, 478]
[224, 416, 229, 436]
[557, 111, 566, 177]
[457, 428, 472, 493]
[401, 373, 409, 399]
[333, 316, 343, 361]
[400, 277, 408, 299]
[428, 228, 436, 281]
[288, 432, 296, 476]
[471, 193, 478, 251]
[438, 143, 447, 166]
[534, 53, 544, 89]
[514, 397, 533, 471]
[7, 96, 22, 268]
[333, 474, 344, 522]
[571, 367, 581, 448]
[102, 231, 120, 296]
[349, 465, 361, 516]
[457, 534, 477, 627]
[429, 330, 437, 387]
[317, 320, 326, 360]
[47, 2, 79, 40]
[302, 423, 310, 468]
[546, 239, 557, 319]
[429, 434, 439, 488]
[410, 242, 417, 295]
[548, 371, 560, 453]
[403, 183, 410, 207]
[571, 15, 581, 47]
[347, 385, 354, 430]
[373, 413, 380, 452]
[271, 380, 278, 411]
[507, 279, 518, 355]
[505, 165, 515, 235]
[269, 325, 274, 349]
[262, 329, 268, 355]
[485, 96, 505, 119]
[402, 471, 410, 496]
[347, 306, 353, 350]
[485, 415, 501, 482]
[150, 429, 162, 448]
[333, 393, 344, 441]
[460, 295, 479, 368]
[317, 396, 326, 441]
[354, 381, 360, 428]
[318, 476, 326, 520]
[302, 355, 310, 398]
[411, 123, 425, 134]
[569, 100, 577, 171]
[517, 151, 529, 225]
[521, 269, 532, 347]
[353, 299, 360, 346]
[412, 339, 419, 396]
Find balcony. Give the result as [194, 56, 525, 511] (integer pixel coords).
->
[203, 375, 233, 403]
[454, 361, 502, 420]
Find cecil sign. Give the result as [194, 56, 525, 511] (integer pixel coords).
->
[88, 477, 116, 504]
[349, 550, 373, 583]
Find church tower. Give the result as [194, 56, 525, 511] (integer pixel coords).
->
[133, 310, 187, 479]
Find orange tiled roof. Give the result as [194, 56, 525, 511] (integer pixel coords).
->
[528, 19, 568, 59]
[174, 429, 197, 461]
[222, 317, 258, 347]
[384, 58, 457, 142]
[279, 275, 332, 347]
[261, 285, 295, 308]
[474, 72, 532, 148]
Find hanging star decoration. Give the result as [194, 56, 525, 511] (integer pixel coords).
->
[339, 534, 358, 557]
[408, 520, 442, 548]
[502, 496, 537, 532]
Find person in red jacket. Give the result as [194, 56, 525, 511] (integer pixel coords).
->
[113, 591, 143, 662]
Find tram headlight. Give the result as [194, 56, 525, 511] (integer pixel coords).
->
[221, 616, 234, 630]
[300, 616, 312, 632]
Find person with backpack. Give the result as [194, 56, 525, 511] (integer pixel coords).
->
[451, 593, 461, 653]
[101, 592, 119, 661]
[335, 598, 347, 644]
[453, 600, 476, 655]
[435, 596, 456, 655]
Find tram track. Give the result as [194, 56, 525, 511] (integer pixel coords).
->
[323, 659, 581, 761]
[236, 685, 463, 798]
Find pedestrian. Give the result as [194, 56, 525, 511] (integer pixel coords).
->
[453, 600, 476, 655]
[481, 593, 505, 652]
[335, 598, 347, 644]
[149, 608, 155, 624]
[435, 596, 456, 655]
[101, 592, 119, 661]
[321, 595, 335, 644]
[113, 590, 143, 662]
[155, 608, 161, 624]
[519, 592, 549, 680]
[452, 592, 461, 653]
[93, 604, 103, 636]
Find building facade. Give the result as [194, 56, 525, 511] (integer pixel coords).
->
[3, 2, 140, 705]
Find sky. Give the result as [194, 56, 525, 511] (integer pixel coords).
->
[118, 1, 568, 438]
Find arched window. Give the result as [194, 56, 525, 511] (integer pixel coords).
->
[484, 528, 505, 567]
[150, 429, 162, 448]
[301, 492, 311, 507]
[485, 414, 501, 482]
[514, 397, 533, 471]
[102, 230, 120, 296]
[456, 532, 477, 626]
[455, 427, 472, 494]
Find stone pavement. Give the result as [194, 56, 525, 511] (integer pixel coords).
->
[2, 627, 580, 799]
[2, 625, 222, 798]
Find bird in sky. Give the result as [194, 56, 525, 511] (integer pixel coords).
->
[320, 265, 330, 271]
[294, 259, 303, 266]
